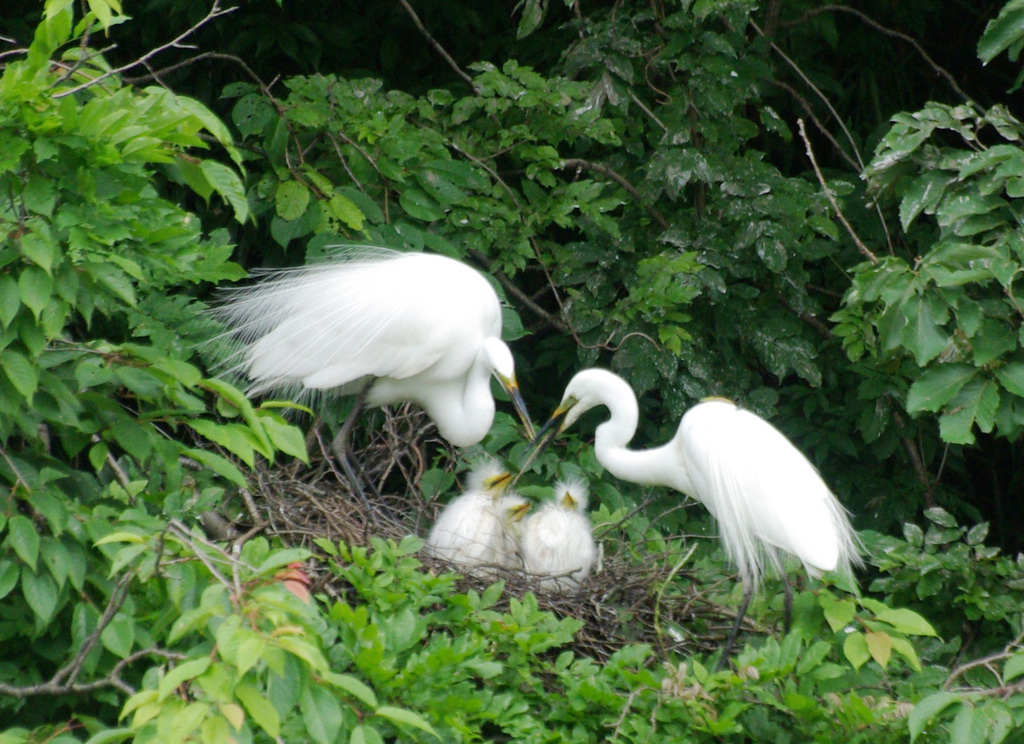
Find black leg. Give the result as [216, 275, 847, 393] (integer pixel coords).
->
[717, 582, 753, 671]
[329, 379, 378, 501]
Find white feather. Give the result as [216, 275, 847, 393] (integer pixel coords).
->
[547, 369, 862, 592]
[521, 477, 598, 593]
[212, 247, 530, 447]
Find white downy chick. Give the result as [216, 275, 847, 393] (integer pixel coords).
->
[426, 461, 529, 575]
[521, 477, 597, 593]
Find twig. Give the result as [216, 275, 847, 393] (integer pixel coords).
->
[797, 119, 877, 265]
[559, 158, 670, 230]
[91, 433, 134, 496]
[750, 20, 865, 173]
[395, 0, 479, 93]
[780, 5, 971, 103]
[52, 1, 236, 99]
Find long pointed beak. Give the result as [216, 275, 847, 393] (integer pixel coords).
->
[499, 375, 536, 440]
[512, 404, 569, 484]
[507, 502, 531, 523]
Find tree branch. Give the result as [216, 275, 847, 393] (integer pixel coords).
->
[395, 0, 479, 93]
[797, 119, 877, 265]
[559, 158, 669, 230]
[52, 1, 236, 99]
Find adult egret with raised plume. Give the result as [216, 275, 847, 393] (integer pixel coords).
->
[213, 248, 535, 454]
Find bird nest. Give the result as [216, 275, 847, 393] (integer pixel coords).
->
[229, 405, 755, 663]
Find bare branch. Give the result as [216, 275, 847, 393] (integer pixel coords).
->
[395, 0, 479, 93]
[797, 119, 877, 265]
[559, 157, 669, 231]
[52, 1, 236, 99]
[780, 5, 972, 104]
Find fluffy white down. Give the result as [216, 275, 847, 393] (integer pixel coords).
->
[520, 478, 597, 593]
[425, 463, 527, 573]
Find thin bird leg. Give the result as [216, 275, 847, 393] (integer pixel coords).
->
[329, 379, 378, 501]
[717, 582, 753, 671]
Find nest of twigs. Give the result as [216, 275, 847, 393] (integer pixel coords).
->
[223, 405, 756, 663]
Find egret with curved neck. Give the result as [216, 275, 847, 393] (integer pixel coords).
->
[530, 368, 861, 665]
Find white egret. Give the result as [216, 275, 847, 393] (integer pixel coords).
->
[520, 477, 598, 593]
[425, 461, 531, 574]
[530, 368, 861, 663]
[212, 248, 535, 463]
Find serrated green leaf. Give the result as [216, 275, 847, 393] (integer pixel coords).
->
[906, 364, 975, 413]
[325, 672, 378, 708]
[874, 607, 938, 636]
[938, 377, 1000, 444]
[18, 265, 52, 319]
[979, 1, 1024, 64]
[864, 630, 893, 668]
[2, 350, 39, 401]
[994, 362, 1024, 397]
[300, 683, 343, 744]
[275, 179, 311, 221]
[900, 294, 949, 366]
[899, 171, 948, 230]
[1004, 652, 1024, 682]
[236, 683, 281, 736]
[909, 691, 962, 743]
[843, 631, 870, 669]
[158, 657, 211, 701]
[0, 274, 20, 327]
[374, 705, 437, 736]
[21, 568, 59, 626]
[8, 515, 40, 569]
[399, 187, 445, 221]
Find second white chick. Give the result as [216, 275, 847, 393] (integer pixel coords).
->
[521, 477, 598, 593]
[425, 461, 530, 574]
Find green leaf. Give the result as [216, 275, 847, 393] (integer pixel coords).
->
[350, 725, 385, 744]
[1004, 652, 1024, 682]
[374, 705, 438, 736]
[181, 447, 248, 488]
[821, 596, 857, 632]
[8, 515, 41, 569]
[979, 0, 1024, 64]
[874, 608, 938, 637]
[843, 631, 870, 669]
[18, 265, 53, 319]
[300, 683, 343, 744]
[890, 637, 922, 672]
[994, 362, 1024, 397]
[399, 187, 445, 221]
[236, 683, 281, 736]
[200, 160, 249, 222]
[324, 672, 378, 708]
[938, 377, 1000, 444]
[900, 294, 949, 366]
[0, 274, 20, 327]
[276, 180, 311, 221]
[2, 350, 39, 402]
[899, 171, 948, 230]
[21, 568, 59, 626]
[0, 561, 19, 599]
[906, 364, 975, 413]
[158, 657, 211, 701]
[864, 630, 892, 669]
[909, 691, 962, 743]
[950, 705, 989, 744]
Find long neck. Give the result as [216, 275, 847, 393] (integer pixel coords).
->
[593, 397, 695, 495]
[424, 353, 495, 447]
